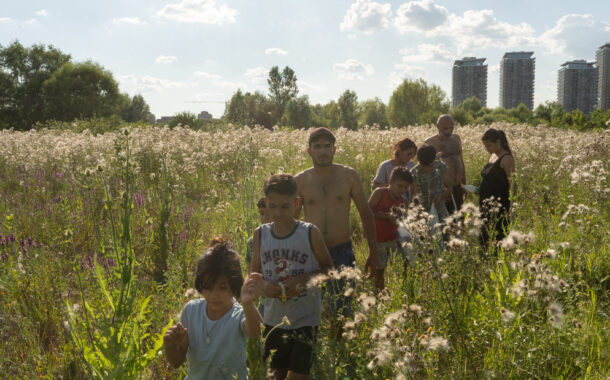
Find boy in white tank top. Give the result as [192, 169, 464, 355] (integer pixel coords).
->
[250, 174, 333, 379]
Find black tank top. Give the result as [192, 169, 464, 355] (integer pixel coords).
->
[479, 153, 511, 210]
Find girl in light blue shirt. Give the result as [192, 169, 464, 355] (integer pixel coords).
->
[163, 239, 263, 379]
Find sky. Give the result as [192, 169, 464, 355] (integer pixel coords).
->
[1, 0, 609, 119]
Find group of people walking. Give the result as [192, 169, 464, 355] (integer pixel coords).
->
[163, 116, 515, 379]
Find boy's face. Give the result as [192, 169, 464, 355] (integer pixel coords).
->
[258, 206, 271, 224]
[265, 192, 299, 225]
[389, 179, 410, 198]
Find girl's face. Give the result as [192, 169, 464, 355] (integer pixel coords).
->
[483, 139, 501, 154]
[396, 148, 416, 165]
[389, 179, 410, 198]
[200, 275, 234, 314]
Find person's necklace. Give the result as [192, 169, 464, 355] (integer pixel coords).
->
[204, 315, 220, 344]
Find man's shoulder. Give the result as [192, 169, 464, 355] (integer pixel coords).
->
[424, 134, 440, 144]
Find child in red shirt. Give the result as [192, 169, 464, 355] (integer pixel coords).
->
[368, 166, 413, 290]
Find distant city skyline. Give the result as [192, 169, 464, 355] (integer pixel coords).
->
[2, 0, 609, 118]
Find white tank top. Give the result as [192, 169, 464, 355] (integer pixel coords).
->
[260, 221, 321, 328]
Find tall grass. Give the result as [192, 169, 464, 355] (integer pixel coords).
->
[0, 123, 608, 378]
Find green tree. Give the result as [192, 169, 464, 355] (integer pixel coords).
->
[338, 89, 359, 130]
[225, 89, 248, 125]
[285, 95, 312, 129]
[42, 61, 123, 121]
[386, 78, 449, 127]
[169, 111, 202, 129]
[359, 97, 388, 128]
[121, 94, 153, 123]
[457, 96, 483, 117]
[322, 101, 341, 129]
[243, 91, 276, 128]
[508, 103, 533, 123]
[0, 41, 71, 129]
[267, 66, 298, 110]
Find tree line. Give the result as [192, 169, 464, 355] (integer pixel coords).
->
[222, 66, 609, 131]
[0, 41, 154, 130]
[2, 41, 608, 132]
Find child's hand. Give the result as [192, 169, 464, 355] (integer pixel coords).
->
[241, 273, 263, 304]
[164, 322, 188, 352]
[283, 275, 306, 298]
[387, 214, 397, 226]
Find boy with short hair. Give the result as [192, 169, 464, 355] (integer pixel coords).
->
[411, 144, 451, 222]
[368, 166, 413, 290]
[250, 174, 333, 380]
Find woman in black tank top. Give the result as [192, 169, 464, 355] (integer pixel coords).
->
[479, 129, 515, 246]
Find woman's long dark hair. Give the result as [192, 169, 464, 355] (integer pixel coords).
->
[482, 128, 512, 155]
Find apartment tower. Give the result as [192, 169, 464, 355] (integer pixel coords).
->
[557, 60, 598, 113]
[500, 52, 535, 110]
[452, 57, 488, 107]
[596, 42, 610, 110]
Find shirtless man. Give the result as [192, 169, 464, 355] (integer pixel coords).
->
[424, 115, 466, 214]
[295, 127, 378, 318]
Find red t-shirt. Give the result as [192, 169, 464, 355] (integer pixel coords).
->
[373, 189, 403, 242]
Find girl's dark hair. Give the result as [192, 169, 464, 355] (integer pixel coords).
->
[482, 128, 512, 155]
[394, 138, 417, 158]
[416, 144, 436, 166]
[194, 238, 243, 297]
[390, 166, 413, 183]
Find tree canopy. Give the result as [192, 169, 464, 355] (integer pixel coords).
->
[0, 41, 152, 130]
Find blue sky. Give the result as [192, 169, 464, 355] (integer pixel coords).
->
[2, 0, 609, 119]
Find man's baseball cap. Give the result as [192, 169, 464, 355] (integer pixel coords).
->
[308, 127, 336, 144]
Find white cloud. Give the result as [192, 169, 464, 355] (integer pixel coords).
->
[25, 18, 37, 24]
[538, 14, 610, 57]
[399, 43, 453, 64]
[388, 64, 428, 88]
[394, 0, 448, 33]
[244, 67, 268, 85]
[333, 59, 375, 81]
[340, 0, 392, 34]
[118, 74, 188, 92]
[394, 1, 536, 54]
[35, 10, 49, 17]
[113, 17, 146, 25]
[299, 80, 326, 94]
[156, 55, 178, 63]
[156, 0, 237, 25]
[194, 70, 245, 88]
[488, 64, 500, 74]
[0, 17, 12, 22]
[265, 47, 289, 55]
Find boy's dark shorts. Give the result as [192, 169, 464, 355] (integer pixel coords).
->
[263, 325, 318, 375]
[326, 240, 356, 318]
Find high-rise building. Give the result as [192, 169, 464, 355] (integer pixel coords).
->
[557, 60, 598, 114]
[452, 57, 488, 107]
[596, 42, 610, 110]
[500, 52, 535, 110]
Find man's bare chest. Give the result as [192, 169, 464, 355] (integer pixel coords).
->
[302, 179, 351, 207]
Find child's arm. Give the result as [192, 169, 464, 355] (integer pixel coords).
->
[163, 322, 188, 368]
[283, 225, 333, 298]
[368, 188, 396, 224]
[240, 273, 264, 339]
[249, 227, 282, 298]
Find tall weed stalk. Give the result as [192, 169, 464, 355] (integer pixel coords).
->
[67, 129, 167, 378]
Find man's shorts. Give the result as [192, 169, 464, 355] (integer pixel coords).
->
[263, 325, 317, 375]
[326, 240, 356, 318]
[377, 239, 400, 269]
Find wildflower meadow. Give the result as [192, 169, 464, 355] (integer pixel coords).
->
[0, 123, 608, 379]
